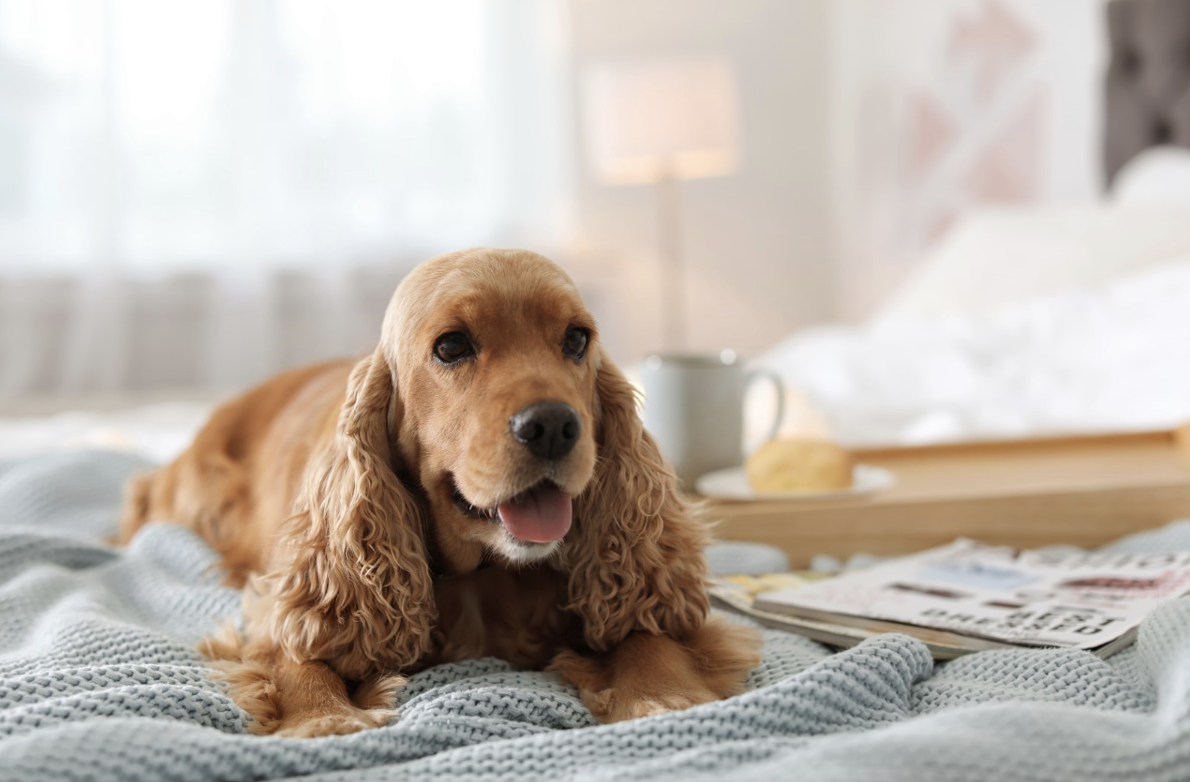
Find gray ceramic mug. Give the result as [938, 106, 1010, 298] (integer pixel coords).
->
[639, 351, 785, 487]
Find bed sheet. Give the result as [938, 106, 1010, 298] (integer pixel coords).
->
[3, 450, 1190, 782]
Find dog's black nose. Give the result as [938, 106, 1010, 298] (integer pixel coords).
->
[509, 401, 581, 460]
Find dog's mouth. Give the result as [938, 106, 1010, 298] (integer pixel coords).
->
[451, 479, 573, 544]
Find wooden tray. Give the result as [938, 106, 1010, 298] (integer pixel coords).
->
[705, 426, 1190, 568]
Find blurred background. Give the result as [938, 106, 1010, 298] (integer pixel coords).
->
[3, 0, 1190, 459]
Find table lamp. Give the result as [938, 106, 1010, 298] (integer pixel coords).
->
[583, 55, 741, 352]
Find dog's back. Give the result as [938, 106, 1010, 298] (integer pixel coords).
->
[117, 360, 354, 585]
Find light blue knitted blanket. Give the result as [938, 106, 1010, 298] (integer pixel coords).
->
[3, 450, 1190, 782]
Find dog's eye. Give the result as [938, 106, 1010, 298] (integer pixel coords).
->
[562, 327, 589, 360]
[434, 332, 475, 364]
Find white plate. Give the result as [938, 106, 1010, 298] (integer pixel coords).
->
[695, 464, 895, 501]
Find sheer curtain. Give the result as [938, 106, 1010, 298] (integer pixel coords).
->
[0, 0, 571, 398]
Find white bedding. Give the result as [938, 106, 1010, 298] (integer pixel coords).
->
[756, 256, 1190, 447]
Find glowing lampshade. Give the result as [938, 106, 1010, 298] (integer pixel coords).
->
[583, 56, 741, 185]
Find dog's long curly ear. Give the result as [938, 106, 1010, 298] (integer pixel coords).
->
[265, 346, 435, 680]
[568, 348, 711, 651]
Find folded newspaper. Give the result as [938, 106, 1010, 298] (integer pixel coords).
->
[711, 539, 1190, 659]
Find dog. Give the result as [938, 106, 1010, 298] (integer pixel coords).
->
[118, 248, 760, 738]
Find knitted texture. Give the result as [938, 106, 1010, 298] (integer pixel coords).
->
[2, 450, 1190, 782]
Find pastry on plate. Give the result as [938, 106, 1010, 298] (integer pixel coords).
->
[745, 438, 854, 494]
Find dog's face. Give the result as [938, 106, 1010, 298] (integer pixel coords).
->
[383, 249, 601, 572]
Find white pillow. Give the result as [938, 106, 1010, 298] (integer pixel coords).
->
[1111, 146, 1190, 207]
[875, 206, 1190, 323]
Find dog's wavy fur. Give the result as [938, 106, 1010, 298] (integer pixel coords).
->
[118, 248, 760, 737]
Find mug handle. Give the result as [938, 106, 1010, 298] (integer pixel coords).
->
[746, 368, 786, 443]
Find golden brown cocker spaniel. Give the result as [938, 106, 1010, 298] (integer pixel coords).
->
[117, 248, 760, 738]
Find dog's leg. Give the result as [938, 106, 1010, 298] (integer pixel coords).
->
[114, 451, 264, 583]
[202, 628, 402, 737]
[548, 616, 761, 722]
[266, 655, 399, 738]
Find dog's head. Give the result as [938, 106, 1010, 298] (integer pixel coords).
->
[275, 249, 708, 674]
[383, 248, 600, 570]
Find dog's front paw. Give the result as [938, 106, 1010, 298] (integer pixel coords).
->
[549, 618, 761, 724]
[273, 704, 397, 738]
[584, 687, 714, 723]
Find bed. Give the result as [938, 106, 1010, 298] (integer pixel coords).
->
[4, 449, 1190, 782]
[6, 2, 1190, 780]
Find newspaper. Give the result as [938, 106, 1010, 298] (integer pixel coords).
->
[729, 540, 1190, 659]
[710, 570, 1020, 659]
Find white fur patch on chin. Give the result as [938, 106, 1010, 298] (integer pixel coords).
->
[490, 533, 561, 565]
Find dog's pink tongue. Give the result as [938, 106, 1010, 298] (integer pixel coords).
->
[497, 483, 572, 543]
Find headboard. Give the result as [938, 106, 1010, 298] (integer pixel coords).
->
[1104, 0, 1190, 185]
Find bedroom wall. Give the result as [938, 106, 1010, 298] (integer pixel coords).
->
[566, 0, 1115, 356]
[565, 0, 833, 363]
[828, 0, 1112, 318]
